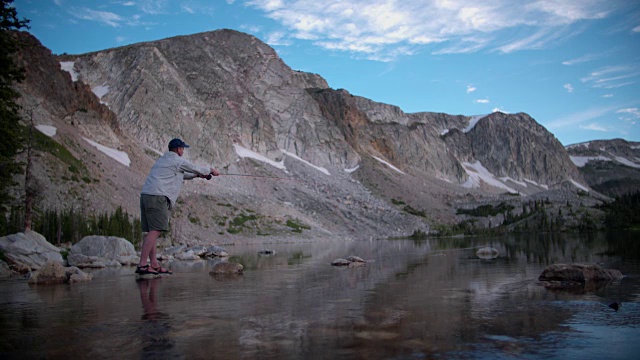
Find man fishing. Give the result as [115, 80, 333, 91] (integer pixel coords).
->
[136, 138, 219, 275]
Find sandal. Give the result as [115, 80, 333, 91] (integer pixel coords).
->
[135, 265, 158, 275]
[152, 266, 173, 275]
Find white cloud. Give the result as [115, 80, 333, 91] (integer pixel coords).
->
[475, 99, 489, 104]
[564, 83, 574, 93]
[466, 84, 476, 93]
[247, 0, 619, 60]
[617, 108, 640, 123]
[580, 123, 609, 131]
[73, 8, 124, 27]
[633, 25, 640, 32]
[602, 93, 614, 98]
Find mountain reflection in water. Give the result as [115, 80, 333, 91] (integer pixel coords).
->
[1, 232, 639, 359]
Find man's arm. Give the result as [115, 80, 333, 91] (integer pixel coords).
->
[177, 158, 219, 180]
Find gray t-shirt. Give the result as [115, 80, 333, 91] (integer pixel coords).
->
[141, 151, 210, 205]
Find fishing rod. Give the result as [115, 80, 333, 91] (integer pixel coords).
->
[200, 173, 294, 181]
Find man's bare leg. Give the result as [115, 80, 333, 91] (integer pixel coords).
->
[138, 230, 162, 267]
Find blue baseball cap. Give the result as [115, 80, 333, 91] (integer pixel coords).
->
[168, 138, 190, 149]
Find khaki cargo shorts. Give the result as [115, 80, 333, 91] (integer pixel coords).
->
[140, 194, 171, 232]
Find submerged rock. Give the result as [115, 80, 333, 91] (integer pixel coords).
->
[28, 261, 93, 284]
[210, 262, 243, 275]
[332, 256, 370, 267]
[331, 258, 351, 266]
[476, 247, 499, 260]
[346, 255, 365, 263]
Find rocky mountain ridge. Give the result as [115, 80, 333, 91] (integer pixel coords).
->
[8, 29, 615, 245]
[566, 139, 640, 197]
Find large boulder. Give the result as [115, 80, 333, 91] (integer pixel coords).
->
[28, 261, 93, 284]
[70, 236, 139, 267]
[67, 254, 119, 268]
[538, 263, 623, 291]
[0, 231, 64, 271]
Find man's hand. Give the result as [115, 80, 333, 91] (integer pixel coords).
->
[209, 168, 220, 176]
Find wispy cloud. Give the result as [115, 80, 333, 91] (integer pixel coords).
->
[246, 0, 619, 61]
[603, 93, 614, 98]
[581, 64, 640, 89]
[562, 53, 602, 66]
[475, 99, 489, 104]
[547, 106, 617, 129]
[182, 5, 195, 14]
[580, 123, 609, 131]
[564, 83, 574, 93]
[139, 0, 169, 15]
[265, 31, 292, 46]
[466, 84, 476, 93]
[72, 8, 124, 27]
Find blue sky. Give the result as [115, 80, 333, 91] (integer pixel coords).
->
[13, 0, 640, 145]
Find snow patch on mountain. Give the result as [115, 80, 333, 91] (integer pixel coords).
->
[373, 156, 405, 175]
[92, 84, 109, 102]
[570, 156, 611, 167]
[233, 144, 286, 171]
[35, 125, 56, 137]
[344, 165, 359, 173]
[82, 137, 131, 167]
[570, 179, 589, 192]
[59, 61, 78, 82]
[281, 149, 330, 175]
[463, 114, 489, 133]
[614, 156, 640, 169]
[462, 161, 517, 193]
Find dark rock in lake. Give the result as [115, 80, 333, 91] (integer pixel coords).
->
[331, 258, 351, 266]
[210, 262, 243, 275]
[538, 263, 623, 292]
[28, 261, 92, 284]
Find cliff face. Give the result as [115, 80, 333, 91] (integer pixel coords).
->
[8, 29, 606, 243]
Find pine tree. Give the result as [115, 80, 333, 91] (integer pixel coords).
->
[0, 0, 29, 234]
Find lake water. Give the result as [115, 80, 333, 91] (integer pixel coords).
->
[1, 232, 640, 359]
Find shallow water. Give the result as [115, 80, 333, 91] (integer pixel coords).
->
[1, 232, 640, 359]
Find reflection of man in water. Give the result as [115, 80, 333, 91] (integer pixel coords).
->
[138, 278, 165, 321]
[137, 279, 176, 356]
